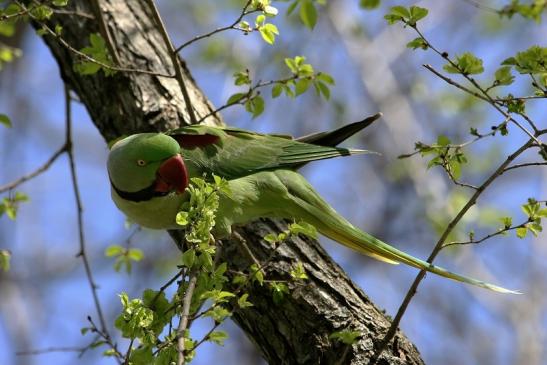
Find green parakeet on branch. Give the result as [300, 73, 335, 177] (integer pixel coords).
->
[107, 114, 517, 294]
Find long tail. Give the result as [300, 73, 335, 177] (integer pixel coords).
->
[296, 113, 382, 146]
[278, 171, 519, 294]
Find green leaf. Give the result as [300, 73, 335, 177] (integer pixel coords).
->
[527, 221, 542, 236]
[316, 72, 335, 85]
[494, 66, 515, 86]
[52, 0, 69, 6]
[264, 5, 278, 17]
[287, 0, 299, 16]
[54, 24, 63, 36]
[127, 248, 144, 262]
[129, 346, 155, 365]
[255, 14, 266, 26]
[226, 92, 246, 105]
[390, 6, 410, 19]
[208, 330, 228, 346]
[360, 0, 381, 9]
[30, 5, 53, 20]
[506, 46, 547, 75]
[233, 70, 251, 86]
[204, 306, 232, 322]
[406, 37, 428, 50]
[259, 23, 279, 44]
[0, 250, 11, 272]
[237, 293, 253, 308]
[290, 262, 308, 281]
[115, 292, 155, 341]
[201, 290, 236, 304]
[0, 114, 11, 128]
[330, 329, 362, 345]
[300, 0, 318, 29]
[522, 198, 539, 218]
[14, 192, 28, 202]
[272, 83, 283, 98]
[105, 244, 124, 257]
[501, 216, 513, 229]
[516, 226, 528, 239]
[288, 222, 318, 239]
[314, 81, 331, 100]
[176, 211, 189, 226]
[245, 95, 265, 118]
[103, 349, 118, 357]
[285, 57, 298, 73]
[437, 135, 451, 146]
[295, 78, 311, 96]
[182, 248, 196, 268]
[384, 14, 403, 24]
[443, 52, 484, 75]
[270, 282, 289, 304]
[74, 33, 115, 76]
[264, 233, 279, 244]
[250, 264, 264, 285]
[409, 6, 428, 22]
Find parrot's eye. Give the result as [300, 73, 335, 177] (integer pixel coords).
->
[136, 159, 147, 166]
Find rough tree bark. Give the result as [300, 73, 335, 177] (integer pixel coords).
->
[38, 1, 424, 364]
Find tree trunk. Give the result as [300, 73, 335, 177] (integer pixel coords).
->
[38, 1, 424, 364]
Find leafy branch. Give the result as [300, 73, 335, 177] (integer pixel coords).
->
[174, 0, 260, 52]
[372, 5, 547, 362]
[12, 1, 174, 78]
[198, 55, 334, 122]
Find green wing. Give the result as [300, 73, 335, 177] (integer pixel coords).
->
[168, 125, 372, 179]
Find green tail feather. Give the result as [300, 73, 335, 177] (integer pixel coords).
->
[279, 171, 520, 294]
[330, 225, 520, 294]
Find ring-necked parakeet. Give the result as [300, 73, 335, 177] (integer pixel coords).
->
[107, 114, 517, 293]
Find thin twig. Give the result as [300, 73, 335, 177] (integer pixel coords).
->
[16, 346, 88, 356]
[0, 8, 29, 21]
[86, 316, 123, 361]
[123, 338, 134, 365]
[398, 123, 502, 160]
[460, 0, 499, 13]
[0, 145, 67, 193]
[89, 0, 121, 65]
[494, 95, 547, 102]
[503, 161, 547, 172]
[176, 271, 198, 365]
[52, 9, 95, 19]
[146, 0, 198, 124]
[442, 220, 529, 248]
[64, 85, 119, 364]
[371, 138, 535, 363]
[151, 268, 184, 305]
[444, 166, 478, 190]
[196, 75, 300, 124]
[423, 64, 488, 102]
[188, 321, 221, 352]
[174, 0, 255, 52]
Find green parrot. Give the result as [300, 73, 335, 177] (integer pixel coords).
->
[107, 114, 517, 294]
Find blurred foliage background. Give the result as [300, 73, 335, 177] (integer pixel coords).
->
[1, 0, 546, 364]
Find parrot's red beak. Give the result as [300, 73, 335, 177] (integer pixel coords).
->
[155, 154, 188, 194]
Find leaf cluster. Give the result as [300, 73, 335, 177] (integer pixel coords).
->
[0, 192, 29, 220]
[73, 33, 116, 76]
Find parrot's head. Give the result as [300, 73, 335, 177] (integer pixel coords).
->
[107, 133, 188, 197]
